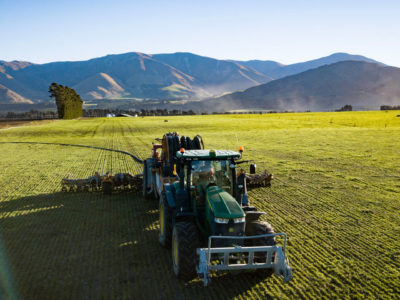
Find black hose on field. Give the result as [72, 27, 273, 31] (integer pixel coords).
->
[0, 141, 144, 164]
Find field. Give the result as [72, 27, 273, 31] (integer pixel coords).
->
[0, 119, 55, 129]
[0, 111, 399, 299]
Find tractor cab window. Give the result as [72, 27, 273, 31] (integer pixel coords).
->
[191, 160, 232, 199]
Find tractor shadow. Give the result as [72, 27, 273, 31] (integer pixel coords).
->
[182, 271, 276, 299]
[0, 191, 273, 299]
[0, 191, 159, 299]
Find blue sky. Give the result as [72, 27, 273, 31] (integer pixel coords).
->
[1, 0, 400, 66]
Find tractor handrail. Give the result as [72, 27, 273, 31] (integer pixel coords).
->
[206, 233, 288, 265]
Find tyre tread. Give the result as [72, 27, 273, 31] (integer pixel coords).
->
[173, 222, 200, 280]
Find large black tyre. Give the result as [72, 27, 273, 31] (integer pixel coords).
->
[185, 137, 191, 150]
[159, 193, 172, 248]
[152, 173, 160, 200]
[193, 136, 201, 150]
[172, 221, 200, 281]
[168, 136, 175, 169]
[180, 136, 186, 149]
[245, 220, 276, 246]
[245, 220, 276, 276]
[174, 135, 180, 152]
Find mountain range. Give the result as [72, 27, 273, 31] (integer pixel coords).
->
[0, 52, 272, 104]
[200, 60, 400, 111]
[0, 52, 388, 109]
[233, 52, 383, 79]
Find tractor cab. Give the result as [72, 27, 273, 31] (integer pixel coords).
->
[175, 149, 246, 240]
[176, 149, 240, 195]
[191, 159, 232, 197]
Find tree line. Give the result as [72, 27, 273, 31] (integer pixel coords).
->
[335, 104, 353, 112]
[3, 110, 58, 120]
[380, 105, 400, 110]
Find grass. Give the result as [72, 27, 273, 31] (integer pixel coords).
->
[0, 110, 399, 299]
[0, 119, 55, 129]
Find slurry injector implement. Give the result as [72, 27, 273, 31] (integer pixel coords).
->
[142, 132, 292, 286]
[61, 172, 142, 194]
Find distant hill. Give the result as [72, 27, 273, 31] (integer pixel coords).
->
[72, 73, 126, 100]
[0, 60, 33, 72]
[203, 61, 400, 112]
[229, 60, 284, 78]
[233, 53, 383, 79]
[152, 52, 272, 95]
[0, 52, 270, 104]
[4, 52, 200, 101]
[0, 52, 389, 108]
[0, 84, 33, 104]
[0, 61, 41, 102]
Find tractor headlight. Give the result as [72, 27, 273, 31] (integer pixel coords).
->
[233, 217, 245, 223]
[214, 218, 229, 224]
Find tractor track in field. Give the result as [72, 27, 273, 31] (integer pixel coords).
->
[249, 176, 399, 293]
[253, 179, 385, 257]
[272, 175, 398, 237]
[117, 121, 145, 175]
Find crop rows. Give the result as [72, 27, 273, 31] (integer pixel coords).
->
[0, 112, 399, 299]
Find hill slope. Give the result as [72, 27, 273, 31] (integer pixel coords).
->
[234, 53, 382, 79]
[72, 73, 126, 100]
[205, 61, 400, 111]
[0, 52, 270, 103]
[152, 52, 272, 95]
[0, 84, 33, 104]
[6, 52, 199, 101]
[0, 52, 388, 106]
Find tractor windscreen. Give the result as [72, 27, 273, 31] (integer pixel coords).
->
[191, 160, 232, 194]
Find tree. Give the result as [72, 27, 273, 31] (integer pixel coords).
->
[49, 83, 83, 119]
[335, 104, 352, 112]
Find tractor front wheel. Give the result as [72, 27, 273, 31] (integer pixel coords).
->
[245, 220, 276, 277]
[245, 221, 276, 246]
[172, 221, 200, 280]
[159, 193, 172, 248]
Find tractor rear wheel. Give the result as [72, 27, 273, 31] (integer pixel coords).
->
[245, 220, 276, 277]
[159, 193, 172, 248]
[172, 221, 200, 280]
[152, 173, 160, 200]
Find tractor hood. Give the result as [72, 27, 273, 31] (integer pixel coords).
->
[206, 186, 244, 219]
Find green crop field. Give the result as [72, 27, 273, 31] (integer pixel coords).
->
[0, 111, 399, 299]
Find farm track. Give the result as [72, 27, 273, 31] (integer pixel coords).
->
[0, 113, 399, 299]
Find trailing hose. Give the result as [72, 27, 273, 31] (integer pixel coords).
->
[0, 141, 144, 164]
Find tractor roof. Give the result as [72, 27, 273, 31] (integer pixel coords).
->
[176, 149, 241, 159]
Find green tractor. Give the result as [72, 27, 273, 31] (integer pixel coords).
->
[143, 133, 292, 285]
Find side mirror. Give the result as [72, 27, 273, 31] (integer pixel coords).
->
[190, 185, 195, 191]
[238, 185, 243, 189]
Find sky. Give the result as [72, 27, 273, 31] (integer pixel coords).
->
[1, 0, 400, 66]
